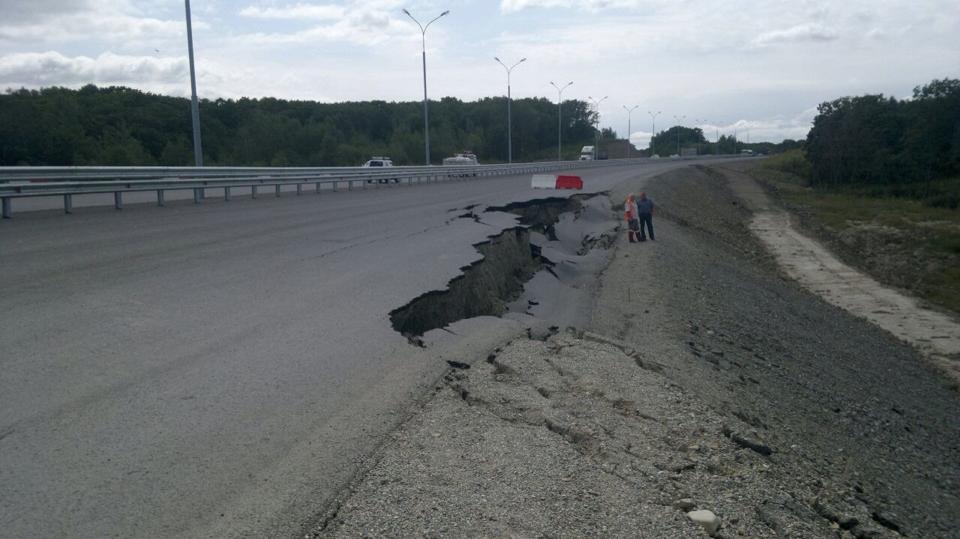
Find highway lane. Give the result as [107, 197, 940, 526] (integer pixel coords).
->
[0, 159, 713, 537]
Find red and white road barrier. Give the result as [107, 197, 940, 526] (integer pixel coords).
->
[530, 174, 583, 190]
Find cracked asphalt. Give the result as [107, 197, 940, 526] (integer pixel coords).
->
[0, 159, 715, 537]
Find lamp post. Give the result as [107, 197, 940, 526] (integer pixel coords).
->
[673, 114, 686, 156]
[549, 81, 573, 162]
[648, 110, 661, 156]
[494, 57, 526, 163]
[587, 95, 608, 160]
[623, 105, 638, 158]
[184, 0, 202, 167]
[403, 8, 449, 165]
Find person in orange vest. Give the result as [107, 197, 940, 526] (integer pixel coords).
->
[624, 193, 640, 243]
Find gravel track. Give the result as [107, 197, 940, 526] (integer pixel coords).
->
[600, 165, 960, 537]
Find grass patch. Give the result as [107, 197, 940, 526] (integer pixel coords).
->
[749, 163, 960, 314]
[762, 149, 812, 178]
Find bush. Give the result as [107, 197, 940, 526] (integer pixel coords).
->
[924, 193, 960, 209]
[762, 149, 812, 179]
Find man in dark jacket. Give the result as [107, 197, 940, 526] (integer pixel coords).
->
[636, 192, 655, 241]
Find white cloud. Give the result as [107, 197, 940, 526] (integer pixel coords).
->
[235, 1, 419, 47]
[0, 12, 186, 43]
[752, 23, 838, 47]
[0, 51, 188, 87]
[500, 0, 647, 13]
[239, 3, 345, 20]
[693, 107, 818, 143]
[1, 0, 97, 23]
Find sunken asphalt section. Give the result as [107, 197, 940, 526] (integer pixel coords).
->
[0, 160, 706, 537]
[316, 165, 959, 538]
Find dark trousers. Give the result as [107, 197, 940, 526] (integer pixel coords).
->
[639, 214, 654, 240]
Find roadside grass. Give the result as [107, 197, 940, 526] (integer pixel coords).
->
[749, 160, 960, 314]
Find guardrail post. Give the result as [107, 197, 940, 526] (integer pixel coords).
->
[224, 187, 231, 201]
[251, 186, 258, 199]
[157, 190, 165, 207]
[275, 185, 281, 197]
[64, 194, 73, 214]
[296, 184, 302, 196]
[316, 182, 321, 194]
[114, 192, 123, 210]
[193, 188, 201, 204]
[1, 197, 10, 219]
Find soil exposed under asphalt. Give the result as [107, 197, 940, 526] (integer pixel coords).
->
[313, 165, 960, 538]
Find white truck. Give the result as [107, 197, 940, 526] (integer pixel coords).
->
[579, 146, 595, 160]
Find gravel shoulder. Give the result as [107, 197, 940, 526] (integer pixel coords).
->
[312, 165, 960, 538]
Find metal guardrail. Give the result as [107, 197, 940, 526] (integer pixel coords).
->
[0, 159, 642, 219]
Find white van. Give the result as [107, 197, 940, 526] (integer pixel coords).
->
[362, 156, 397, 183]
[579, 146, 595, 160]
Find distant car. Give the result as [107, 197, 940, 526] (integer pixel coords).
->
[650, 154, 661, 159]
[442, 152, 478, 166]
[443, 152, 479, 177]
[362, 156, 398, 183]
[669, 154, 680, 159]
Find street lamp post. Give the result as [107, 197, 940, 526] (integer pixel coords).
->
[648, 110, 661, 156]
[403, 8, 449, 165]
[673, 114, 686, 156]
[184, 0, 202, 167]
[549, 81, 573, 162]
[587, 96, 608, 160]
[623, 105, 638, 158]
[494, 57, 526, 163]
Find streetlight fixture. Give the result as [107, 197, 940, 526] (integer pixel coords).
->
[494, 57, 526, 163]
[647, 110, 661, 156]
[587, 95, 608, 160]
[184, 0, 202, 167]
[673, 114, 686, 156]
[549, 81, 573, 162]
[623, 105, 638, 158]
[403, 8, 449, 165]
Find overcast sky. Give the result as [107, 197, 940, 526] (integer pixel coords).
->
[1, 0, 958, 146]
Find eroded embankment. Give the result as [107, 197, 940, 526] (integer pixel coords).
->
[388, 196, 596, 339]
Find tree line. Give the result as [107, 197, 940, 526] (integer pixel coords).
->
[0, 85, 602, 166]
[805, 78, 960, 187]
[648, 126, 800, 157]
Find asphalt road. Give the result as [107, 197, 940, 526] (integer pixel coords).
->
[0, 159, 720, 537]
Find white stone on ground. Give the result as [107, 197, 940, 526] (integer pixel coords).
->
[687, 509, 721, 535]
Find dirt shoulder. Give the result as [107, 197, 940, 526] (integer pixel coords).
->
[709, 161, 960, 383]
[741, 161, 960, 315]
[311, 166, 959, 539]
